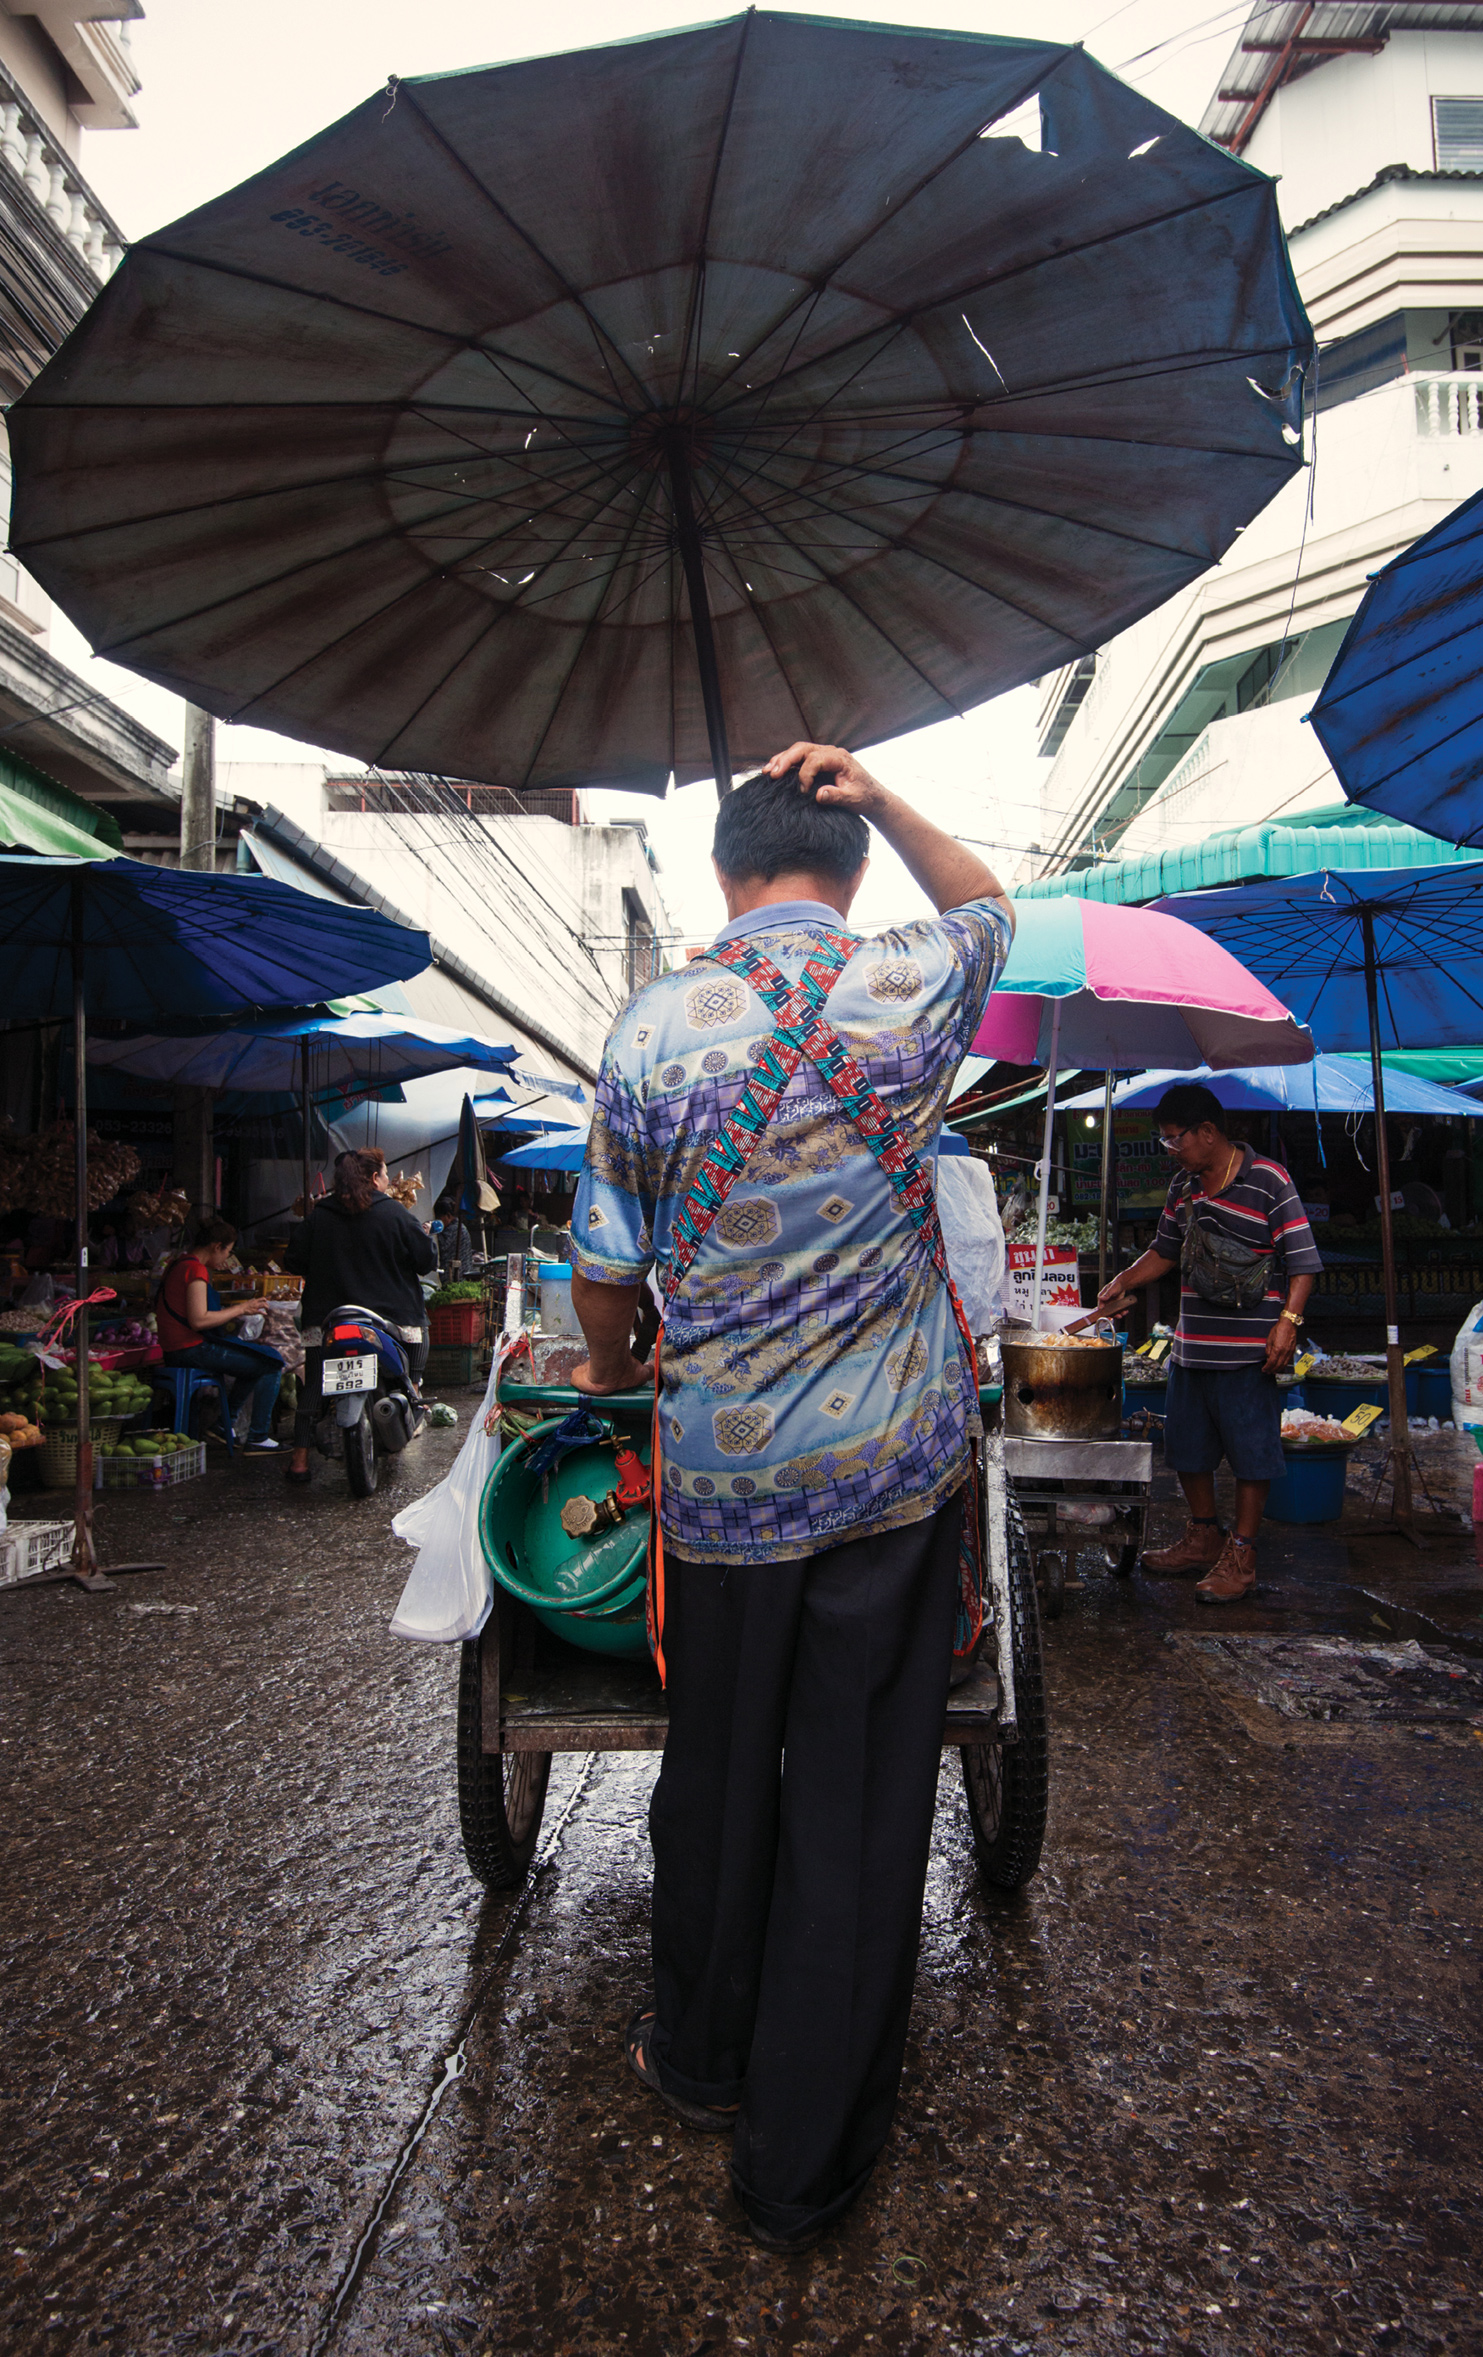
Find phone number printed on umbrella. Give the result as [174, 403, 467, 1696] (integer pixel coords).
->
[269, 179, 453, 279]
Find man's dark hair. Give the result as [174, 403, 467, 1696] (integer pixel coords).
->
[1156, 1082, 1228, 1136]
[713, 764, 869, 885]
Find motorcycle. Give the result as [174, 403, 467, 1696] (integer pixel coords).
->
[316, 1303, 429, 1495]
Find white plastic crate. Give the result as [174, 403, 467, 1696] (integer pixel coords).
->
[96, 1435, 206, 1491]
[0, 1518, 73, 1586]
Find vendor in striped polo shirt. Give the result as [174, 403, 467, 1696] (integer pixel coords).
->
[1096, 1082, 1322, 1603]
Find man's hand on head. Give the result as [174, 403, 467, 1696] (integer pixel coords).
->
[765, 742, 887, 816]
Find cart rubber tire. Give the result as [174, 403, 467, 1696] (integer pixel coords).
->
[962, 1494, 1049, 1893]
[457, 1638, 551, 1888]
[1039, 1547, 1065, 1620]
[344, 1407, 378, 1497]
[1113, 1540, 1139, 1578]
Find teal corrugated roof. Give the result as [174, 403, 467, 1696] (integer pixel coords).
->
[1017, 804, 1483, 906]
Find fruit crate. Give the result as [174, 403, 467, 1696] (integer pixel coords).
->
[429, 1301, 485, 1347]
[39, 1417, 135, 1488]
[426, 1342, 483, 1387]
[0, 1518, 73, 1586]
[96, 1435, 207, 1491]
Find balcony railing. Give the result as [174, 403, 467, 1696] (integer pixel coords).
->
[0, 56, 125, 281]
[1414, 371, 1483, 438]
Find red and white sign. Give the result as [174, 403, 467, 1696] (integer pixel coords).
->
[1005, 1242, 1083, 1330]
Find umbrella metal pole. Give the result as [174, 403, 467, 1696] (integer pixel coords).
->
[70, 882, 97, 1583]
[1097, 1069, 1115, 1297]
[666, 435, 733, 798]
[1362, 910, 1416, 1535]
[1030, 1002, 1062, 1327]
[300, 1035, 312, 1221]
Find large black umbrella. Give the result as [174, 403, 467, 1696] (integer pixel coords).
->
[9, 12, 1311, 796]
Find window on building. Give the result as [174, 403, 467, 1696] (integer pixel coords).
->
[1434, 97, 1483, 172]
[1450, 310, 1483, 372]
[623, 888, 656, 995]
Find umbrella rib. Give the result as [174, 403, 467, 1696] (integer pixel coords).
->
[702, 45, 1075, 406]
[369, 460, 656, 766]
[704, 531, 815, 739]
[516, 467, 664, 790]
[729, 440, 1212, 564]
[693, 461, 963, 716]
[139, 241, 633, 420]
[710, 178, 1296, 425]
[391, 82, 655, 416]
[96, 441, 645, 668]
[226, 454, 651, 723]
[677, 8, 754, 413]
[702, 442, 1097, 654]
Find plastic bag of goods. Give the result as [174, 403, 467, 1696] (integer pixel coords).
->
[1450, 1303, 1483, 1430]
[388, 1332, 524, 1643]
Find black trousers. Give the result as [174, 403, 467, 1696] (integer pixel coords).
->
[648, 1490, 963, 2239]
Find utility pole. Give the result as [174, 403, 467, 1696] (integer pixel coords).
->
[176, 705, 217, 1231]
[179, 703, 216, 871]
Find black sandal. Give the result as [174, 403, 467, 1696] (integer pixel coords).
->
[625, 2012, 739, 2133]
[284, 1465, 313, 1487]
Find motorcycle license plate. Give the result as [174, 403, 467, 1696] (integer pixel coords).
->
[322, 1353, 378, 1396]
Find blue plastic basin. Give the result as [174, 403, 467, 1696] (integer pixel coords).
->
[1265, 1443, 1351, 1524]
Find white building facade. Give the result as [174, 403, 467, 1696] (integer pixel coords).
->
[1032, 5, 1483, 874]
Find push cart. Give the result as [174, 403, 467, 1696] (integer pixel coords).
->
[1005, 1434, 1154, 1622]
[456, 1381, 1050, 1898]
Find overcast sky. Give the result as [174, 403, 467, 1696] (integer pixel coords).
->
[57, 0, 1255, 941]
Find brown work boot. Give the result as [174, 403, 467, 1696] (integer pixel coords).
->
[1142, 1519, 1224, 1576]
[1195, 1534, 1258, 1604]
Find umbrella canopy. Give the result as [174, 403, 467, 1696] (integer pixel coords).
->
[497, 1128, 590, 1174]
[1149, 863, 1483, 1053]
[0, 855, 431, 1022]
[1059, 1057, 1483, 1118]
[85, 1009, 518, 1094]
[1309, 483, 1483, 846]
[456, 1091, 494, 1218]
[0, 782, 113, 859]
[972, 896, 1314, 1068]
[7, 14, 1309, 795]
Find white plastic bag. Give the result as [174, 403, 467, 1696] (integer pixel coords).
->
[1451, 1301, 1483, 1430]
[389, 1334, 528, 1643]
[936, 1155, 1007, 1333]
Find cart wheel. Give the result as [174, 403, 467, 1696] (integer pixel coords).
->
[457, 1638, 551, 1888]
[1038, 1547, 1065, 1620]
[344, 1409, 378, 1496]
[962, 1495, 1048, 1893]
[1112, 1540, 1139, 1579]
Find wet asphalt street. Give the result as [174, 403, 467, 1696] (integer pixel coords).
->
[2, 1407, 1482, 2357]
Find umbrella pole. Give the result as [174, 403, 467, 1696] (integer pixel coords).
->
[70, 882, 98, 1584]
[300, 1035, 312, 1220]
[1362, 910, 1416, 1536]
[1097, 1069, 1114, 1297]
[1030, 1003, 1062, 1327]
[666, 435, 733, 798]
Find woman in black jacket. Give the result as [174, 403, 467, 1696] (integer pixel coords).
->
[282, 1148, 436, 1486]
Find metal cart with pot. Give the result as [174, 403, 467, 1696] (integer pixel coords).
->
[456, 1379, 1049, 1898]
[1000, 1334, 1154, 1620]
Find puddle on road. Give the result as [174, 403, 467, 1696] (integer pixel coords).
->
[1171, 1630, 1483, 1731]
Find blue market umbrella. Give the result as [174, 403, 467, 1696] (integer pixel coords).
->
[8, 15, 1309, 797]
[1153, 861, 1483, 1525]
[0, 853, 430, 1588]
[1059, 1057, 1483, 1117]
[1309, 483, 1483, 846]
[85, 1010, 518, 1094]
[497, 1128, 591, 1175]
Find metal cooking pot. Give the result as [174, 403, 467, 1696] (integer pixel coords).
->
[1002, 1337, 1122, 1441]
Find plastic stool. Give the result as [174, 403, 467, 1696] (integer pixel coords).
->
[156, 1364, 234, 1457]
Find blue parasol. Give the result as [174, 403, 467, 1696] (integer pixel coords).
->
[1309, 483, 1483, 846]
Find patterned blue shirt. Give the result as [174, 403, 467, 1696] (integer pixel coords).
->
[572, 896, 1011, 1564]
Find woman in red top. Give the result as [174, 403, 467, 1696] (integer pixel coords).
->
[156, 1217, 285, 1452]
